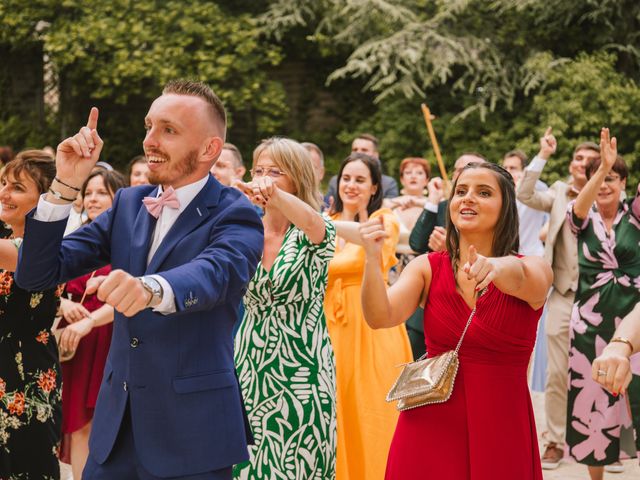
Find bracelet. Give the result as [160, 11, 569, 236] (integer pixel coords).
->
[48, 188, 76, 203]
[610, 337, 634, 354]
[54, 176, 81, 192]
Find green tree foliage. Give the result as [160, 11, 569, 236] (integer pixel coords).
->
[0, 0, 287, 169]
[2, 0, 640, 194]
[262, 0, 640, 192]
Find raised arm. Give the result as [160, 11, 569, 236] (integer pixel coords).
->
[15, 108, 109, 290]
[238, 176, 325, 244]
[516, 127, 557, 212]
[48, 107, 103, 206]
[360, 217, 430, 329]
[573, 128, 616, 220]
[463, 245, 552, 310]
[592, 302, 640, 396]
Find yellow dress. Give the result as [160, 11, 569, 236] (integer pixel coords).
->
[325, 208, 413, 480]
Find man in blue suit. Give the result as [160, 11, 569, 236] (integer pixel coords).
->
[15, 80, 264, 479]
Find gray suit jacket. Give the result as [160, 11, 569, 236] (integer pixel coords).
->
[516, 169, 578, 295]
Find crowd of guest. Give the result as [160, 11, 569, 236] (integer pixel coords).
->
[0, 80, 638, 480]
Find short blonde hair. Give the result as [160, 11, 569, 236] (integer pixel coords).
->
[253, 137, 320, 211]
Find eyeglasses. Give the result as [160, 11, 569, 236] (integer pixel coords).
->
[251, 167, 287, 178]
[604, 174, 620, 183]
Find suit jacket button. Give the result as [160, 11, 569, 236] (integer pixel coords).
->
[130, 337, 140, 348]
[123, 381, 128, 391]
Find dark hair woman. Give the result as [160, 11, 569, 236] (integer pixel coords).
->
[360, 161, 553, 479]
[325, 152, 413, 479]
[0, 150, 64, 479]
[56, 168, 126, 480]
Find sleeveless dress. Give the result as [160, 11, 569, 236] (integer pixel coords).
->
[234, 218, 337, 479]
[325, 209, 413, 480]
[385, 251, 544, 479]
[0, 230, 63, 480]
[59, 265, 112, 462]
[566, 188, 640, 465]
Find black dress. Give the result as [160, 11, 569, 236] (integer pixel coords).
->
[0, 227, 62, 480]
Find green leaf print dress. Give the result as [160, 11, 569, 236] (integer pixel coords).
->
[233, 218, 337, 479]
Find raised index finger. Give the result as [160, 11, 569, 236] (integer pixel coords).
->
[544, 126, 552, 137]
[86, 107, 99, 130]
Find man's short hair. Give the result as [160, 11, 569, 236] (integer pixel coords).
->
[573, 141, 599, 156]
[222, 143, 244, 169]
[162, 80, 226, 131]
[301, 142, 324, 166]
[503, 149, 528, 170]
[354, 133, 379, 151]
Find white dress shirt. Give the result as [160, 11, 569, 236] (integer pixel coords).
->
[34, 175, 210, 314]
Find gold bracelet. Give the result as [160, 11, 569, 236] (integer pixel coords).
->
[610, 337, 634, 354]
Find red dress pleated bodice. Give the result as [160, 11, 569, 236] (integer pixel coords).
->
[385, 251, 544, 480]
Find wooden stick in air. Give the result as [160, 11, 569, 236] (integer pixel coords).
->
[421, 103, 450, 192]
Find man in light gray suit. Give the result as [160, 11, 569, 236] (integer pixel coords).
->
[517, 127, 599, 470]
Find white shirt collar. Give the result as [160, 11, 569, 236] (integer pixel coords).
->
[157, 175, 209, 213]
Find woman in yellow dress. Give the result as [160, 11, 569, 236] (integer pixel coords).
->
[327, 152, 413, 480]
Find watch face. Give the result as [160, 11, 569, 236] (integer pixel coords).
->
[142, 277, 161, 295]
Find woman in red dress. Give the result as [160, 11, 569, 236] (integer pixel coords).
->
[360, 162, 553, 479]
[57, 169, 126, 480]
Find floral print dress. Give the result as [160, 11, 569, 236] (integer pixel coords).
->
[0, 229, 63, 480]
[566, 187, 640, 466]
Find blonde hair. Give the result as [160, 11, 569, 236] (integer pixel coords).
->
[253, 137, 320, 211]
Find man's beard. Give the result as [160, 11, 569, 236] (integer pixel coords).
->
[148, 149, 199, 186]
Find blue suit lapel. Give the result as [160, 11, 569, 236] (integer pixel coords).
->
[145, 177, 219, 274]
[130, 186, 159, 277]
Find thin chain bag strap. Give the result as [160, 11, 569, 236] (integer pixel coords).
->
[452, 290, 484, 354]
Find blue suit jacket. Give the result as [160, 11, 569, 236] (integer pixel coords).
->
[15, 175, 264, 477]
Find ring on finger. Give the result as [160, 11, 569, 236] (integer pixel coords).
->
[597, 369, 607, 376]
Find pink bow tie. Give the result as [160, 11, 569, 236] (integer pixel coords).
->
[143, 186, 180, 218]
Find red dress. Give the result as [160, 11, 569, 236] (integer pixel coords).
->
[385, 252, 543, 479]
[60, 266, 112, 435]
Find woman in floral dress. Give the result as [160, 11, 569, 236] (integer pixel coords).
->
[566, 129, 640, 480]
[233, 138, 336, 479]
[0, 151, 62, 479]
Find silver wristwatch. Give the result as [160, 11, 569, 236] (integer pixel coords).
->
[139, 276, 163, 308]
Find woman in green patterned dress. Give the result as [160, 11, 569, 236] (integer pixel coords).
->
[566, 129, 640, 480]
[233, 138, 336, 479]
[0, 150, 62, 479]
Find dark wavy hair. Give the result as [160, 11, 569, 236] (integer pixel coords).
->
[331, 153, 383, 221]
[445, 162, 519, 266]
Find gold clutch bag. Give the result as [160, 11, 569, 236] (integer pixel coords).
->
[387, 292, 483, 412]
[386, 350, 459, 411]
